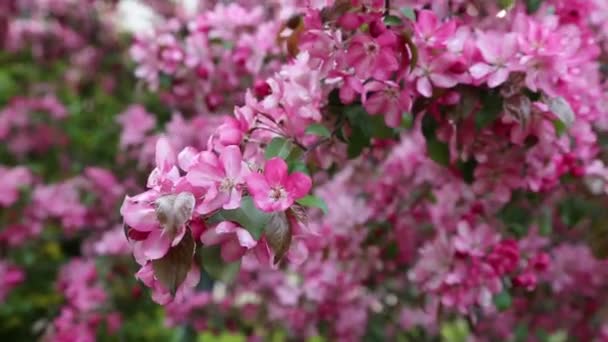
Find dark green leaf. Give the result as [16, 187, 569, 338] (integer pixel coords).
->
[288, 160, 310, 174]
[498, 0, 515, 9]
[538, 207, 552, 236]
[458, 159, 477, 184]
[476, 90, 503, 130]
[296, 195, 329, 214]
[152, 231, 195, 295]
[383, 15, 403, 26]
[305, 124, 331, 138]
[493, 290, 512, 311]
[401, 112, 413, 129]
[427, 138, 450, 166]
[207, 197, 271, 239]
[265, 137, 293, 159]
[265, 212, 292, 264]
[200, 246, 241, 284]
[526, 0, 543, 14]
[347, 123, 370, 159]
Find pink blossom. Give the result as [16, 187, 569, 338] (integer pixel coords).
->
[135, 262, 200, 305]
[116, 105, 156, 148]
[414, 10, 456, 48]
[200, 221, 257, 262]
[344, 31, 399, 81]
[246, 157, 311, 212]
[363, 80, 412, 128]
[186, 145, 249, 214]
[469, 31, 519, 88]
[0, 166, 32, 207]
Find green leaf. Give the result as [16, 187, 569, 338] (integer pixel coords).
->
[440, 319, 469, 342]
[547, 96, 574, 135]
[553, 119, 567, 137]
[458, 159, 477, 184]
[296, 195, 329, 214]
[426, 138, 450, 166]
[152, 232, 195, 295]
[476, 90, 503, 130]
[526, 0, 543, 14]
[539, 207, 552, 236]
[383, 15, 403, 26]
[265, 137, 293, 159]
[401, 112, 413, 129]
[288, 160, 310, 174]
[200, 245, 241, 284]
[197, 331, 246, 342]
[347, 123, 370, 159]
[498, 0, 516, 9]
[207, 197, 271, 239]
[400, 7, 416, 21]
[493, 290, 512, 311]
[305, 124, 331, 138]
[369, 114, 395, 139]
[547, 331, 568, 342]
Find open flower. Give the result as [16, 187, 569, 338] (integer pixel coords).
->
[246, 158, 311, 212]
[121, 191, 195, 261]
[200, 221, 257, 262]
[186, 145, 249, 214]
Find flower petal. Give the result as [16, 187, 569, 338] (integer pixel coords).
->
[142, 229, 172, 260]
[264, 158, 288, 186]
[286, 172, 312, 199]
[220, 145, 243, 179]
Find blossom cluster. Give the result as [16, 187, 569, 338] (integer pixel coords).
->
[3, 0, 608, 341]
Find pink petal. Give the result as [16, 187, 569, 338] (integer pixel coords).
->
[264, 158, 288, 186]
[177, 147, 198, 172]
[121, 202, 157, 232]
[487, 68, 509, 88]
[286, 173, 312, 199]
[215, 221, 239, 234]
[200, 228, 224, 246]
[235, 228, 257, 248]
[182, 265, 200, 289]
[476, 33, 499, 63]
[223, 188, 242, 210]
[155, 136, 176, 172]
[430, 73, 458, 88]
[142, 229, 172, 260]
[469, 63, 493, 79]
[416, 77, 433, 98]
[246, 173, 270, 198]
[364, 92, 388, 115]
[220, 145, 243, 179]
[221, 238, 247, 262]
[197, 190, 229, 215]
[416, 10, 438, 37]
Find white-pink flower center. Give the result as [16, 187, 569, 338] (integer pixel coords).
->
[269, 186, 287, 201]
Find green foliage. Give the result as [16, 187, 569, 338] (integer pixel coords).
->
[305, 124, 331, 138]
[384, 15, 403, 26]
[526, 0, 543, 14]
[207, 197, 272, 240]
[296, 195, 329, 214]
[400, 7, 416, 21]
[440, 319, 470, 342]
[200, 246, 242, 284]
[265, 137, 295, 160]
[476, 89, 503, 130]
[344, 105, 397, 159]
[494, 290, 512, 311]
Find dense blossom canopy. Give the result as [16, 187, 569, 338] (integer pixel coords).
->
[3, 0, 608, 341]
